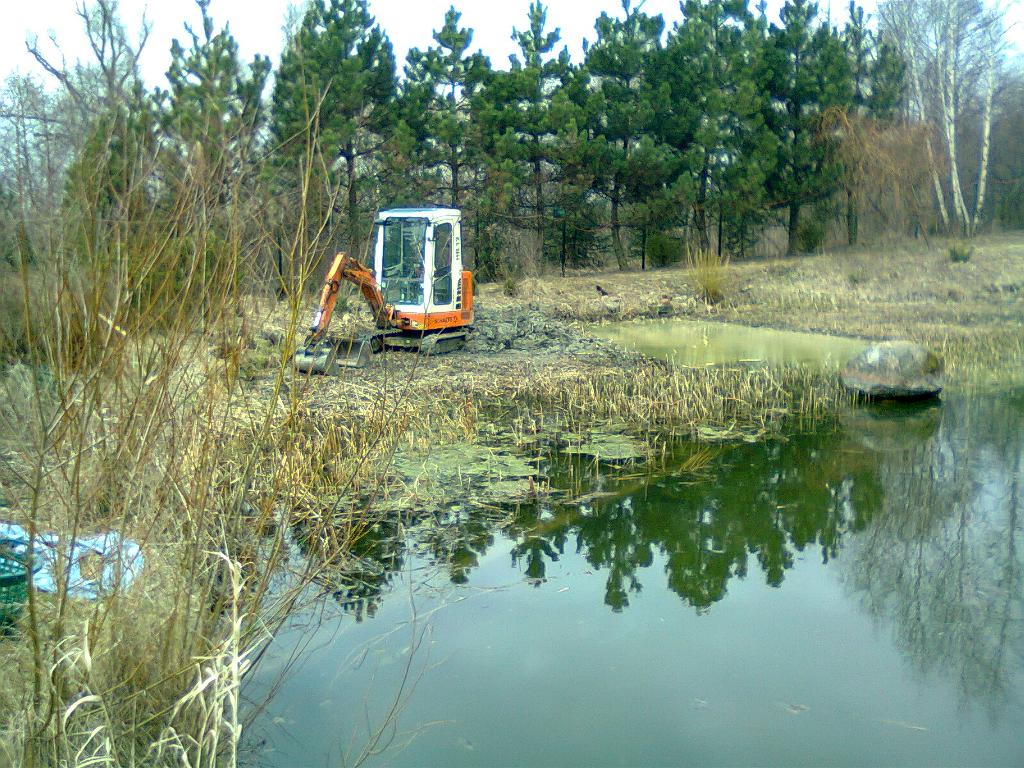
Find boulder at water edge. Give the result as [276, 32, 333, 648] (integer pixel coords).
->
[841, 341, 944, 400]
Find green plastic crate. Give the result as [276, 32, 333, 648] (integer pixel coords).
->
[0, 552, 29, 626]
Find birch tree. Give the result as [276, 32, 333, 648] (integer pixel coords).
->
[970, 7, 1007, 233]
[879, 0, 1009, 235]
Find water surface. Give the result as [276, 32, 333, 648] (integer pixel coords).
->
[245, 391, 1024, 767]
[592, 318, 868, 368]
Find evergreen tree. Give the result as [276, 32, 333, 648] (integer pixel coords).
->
[765, 0, 853, 254]
[840, 3, 905, 243]
[867, 38, 905, 121]
[474, 2, 569, 265]
[547, 64, 609, 273]
[651, 0, 777, 256]
[401, 6, 490, 209]
[842, 1, 870, 244]
[584, 0, 665, 270]
[270, 0, 396, 258]
[159, 0, 270, 198]
[845, 2, 871, 112]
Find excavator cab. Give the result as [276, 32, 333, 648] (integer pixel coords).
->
[375, 208, 463, 318]
[294, 208, 473, 374]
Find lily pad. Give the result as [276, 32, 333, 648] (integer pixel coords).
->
[393, 443, 538, 488]
[563, 432, 645, 462]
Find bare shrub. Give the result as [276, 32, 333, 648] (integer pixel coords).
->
[821, 108, 938, 240]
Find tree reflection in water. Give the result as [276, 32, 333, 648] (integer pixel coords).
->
[509, 427, 877, 612]
[306, 391, 1023, 714]
[841, 392, 1024, 718]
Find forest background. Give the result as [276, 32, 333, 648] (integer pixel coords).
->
[1, 0, 1022, 297]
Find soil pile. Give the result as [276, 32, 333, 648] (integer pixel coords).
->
[466, 305, 605, 356]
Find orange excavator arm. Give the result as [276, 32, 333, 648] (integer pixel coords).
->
[304, 253, 395, 347]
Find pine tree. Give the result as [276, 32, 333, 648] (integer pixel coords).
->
[765, 0, 853, 254]
[402, 6, 490, 209]
[867, 38, 905, 121]
[840, 3, 905, 243]
[474, 1, 569, 265]
[842, 1, 870, 244]
[547, 64, 608, 273]
[270, 0, 396, 257]
[159, 1, 270, 201]
[584, 1, 665, 270]
[651, 0, 777, 256]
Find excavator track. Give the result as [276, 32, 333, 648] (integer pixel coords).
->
[295, 329, 469, 374]
[379, 328, 469, 356]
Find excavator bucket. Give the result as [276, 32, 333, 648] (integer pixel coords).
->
[294, 336, 372, 374]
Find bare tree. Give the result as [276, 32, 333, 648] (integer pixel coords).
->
[879, 0, 1010, 235]
[25, 0, 150, 120]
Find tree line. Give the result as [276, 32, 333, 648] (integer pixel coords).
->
[1, 0, 1020, 287]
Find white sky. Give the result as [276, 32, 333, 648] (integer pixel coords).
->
[1, 0, 1021, 89]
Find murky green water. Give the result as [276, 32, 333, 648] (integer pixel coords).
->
[593, 318, 868, 368]
[246, 388, 1024, 767]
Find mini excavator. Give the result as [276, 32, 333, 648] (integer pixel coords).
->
[294, 208, 474, 373]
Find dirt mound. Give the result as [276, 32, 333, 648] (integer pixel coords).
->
[466, 305, 602, 355]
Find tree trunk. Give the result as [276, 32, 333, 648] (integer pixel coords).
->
[451, 146, 460, 209]
[695, 162, 710, 251]
[901, 16, 950, 230]
[345, 145, 360, 257]
[533, 142, 543, 263]
[641, 225, 647, 271]
[846, 187, 858, 245]
[924, 131, 949, 231]
[971, 57, 994, 235]
[787, 202, 800, 256]
[717, 205, 723, 258]
[474, 211, 480, 271]
[560, 216, 567, 277]
[940, 12, 969, 233]
[611, 181, 627, 270]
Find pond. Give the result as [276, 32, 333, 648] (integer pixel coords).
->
[244, 384, 1023, 767]
[592, 318, 868, 369]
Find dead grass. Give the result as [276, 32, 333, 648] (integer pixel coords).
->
[474, 232, 1024, 388]
[0, 108, 359, 767]
[490, 359, 847, 445]
[686, 245, 731, 304]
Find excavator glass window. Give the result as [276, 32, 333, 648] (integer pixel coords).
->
[380, 218, 427, 305]
[432, 223, 453, 305]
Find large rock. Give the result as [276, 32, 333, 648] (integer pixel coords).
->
[841, 341, 944, 400]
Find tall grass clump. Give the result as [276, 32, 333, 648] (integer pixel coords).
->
[0, 55, 386, 768]
[949, 242, 974, 263]
[685, 245, 731, 304]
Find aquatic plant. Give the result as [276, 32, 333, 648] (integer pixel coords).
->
[485, 359, 849, 446]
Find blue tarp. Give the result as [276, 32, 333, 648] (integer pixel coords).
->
[0, 523, 143, 599]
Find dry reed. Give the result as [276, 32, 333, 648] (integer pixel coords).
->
[685, 246, 731, 305]
[0, 88, 389, 767]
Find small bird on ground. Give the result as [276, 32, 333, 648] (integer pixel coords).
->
[595, 284, 610, 297]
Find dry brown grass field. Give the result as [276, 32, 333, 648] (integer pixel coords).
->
[471, 233, 1024, 387]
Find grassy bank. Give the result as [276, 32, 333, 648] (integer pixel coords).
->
[476, 233, 1024, 388]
